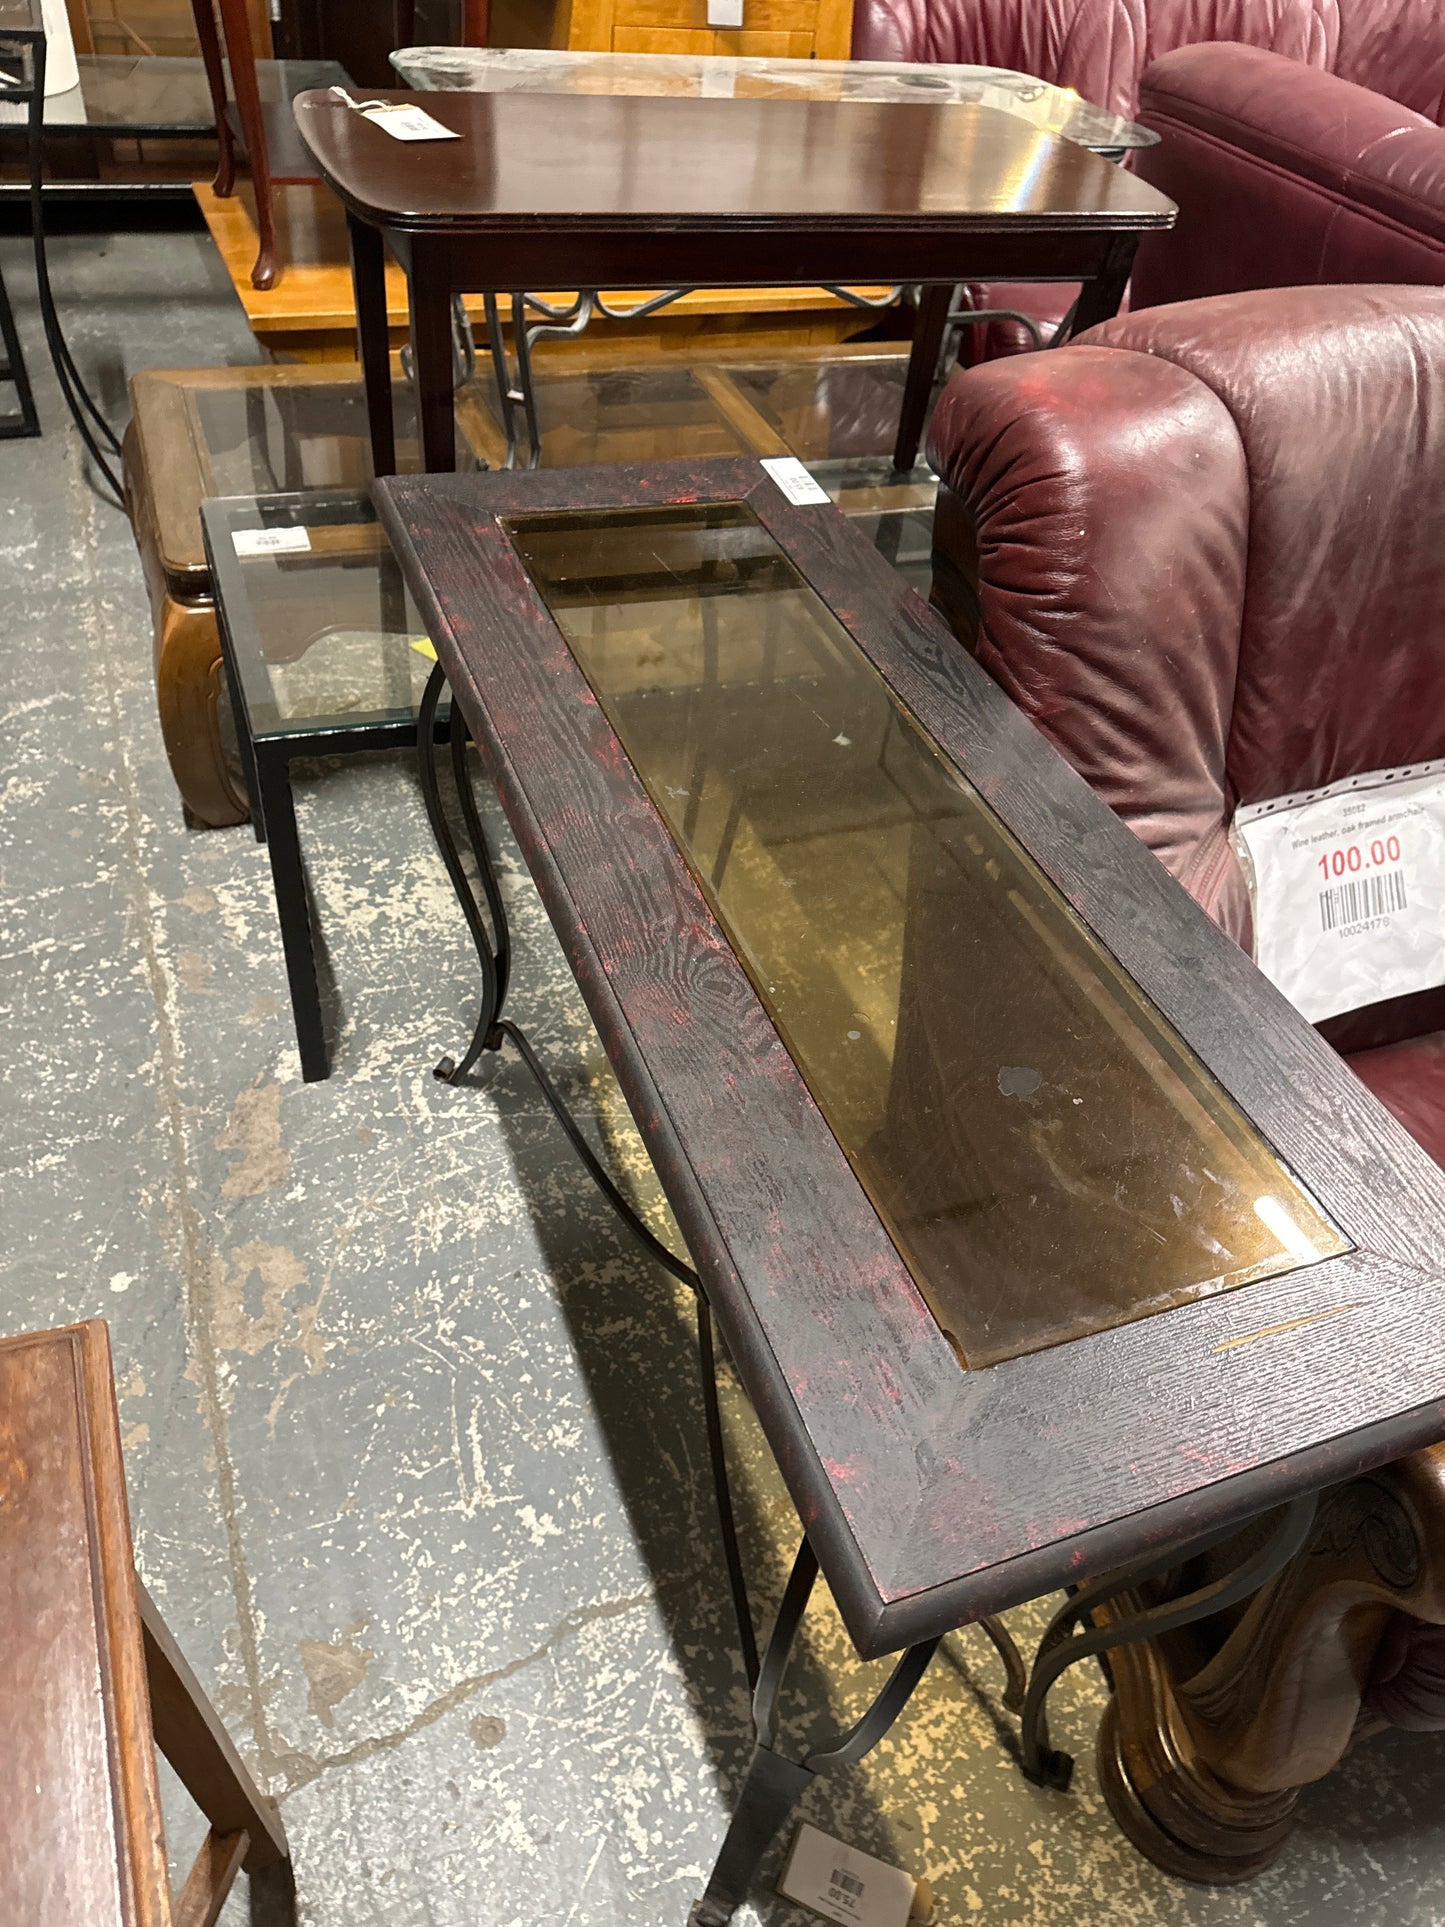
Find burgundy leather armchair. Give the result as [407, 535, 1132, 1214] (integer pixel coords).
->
[924, 285, 1445, 1875]
[851, 0, 1445, 356]
[1131, 41, 1445, 310]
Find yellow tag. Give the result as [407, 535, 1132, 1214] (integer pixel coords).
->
[410, 636, 438, 660]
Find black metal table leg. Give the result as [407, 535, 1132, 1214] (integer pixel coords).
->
[0, 253, 38, 440]
[255, 750, 329, 1083]
[1018, 1491, 1320, 1790]
[690, 1540, 940, 1927]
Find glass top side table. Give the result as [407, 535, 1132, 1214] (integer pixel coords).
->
[0, 54, 341, 136]
[392, 45, 1158, 155]
[201, 488, 443, 1082]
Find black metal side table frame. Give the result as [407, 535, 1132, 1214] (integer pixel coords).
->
[413, 651, 1335, 1924]
[202, 491, 455, 1083]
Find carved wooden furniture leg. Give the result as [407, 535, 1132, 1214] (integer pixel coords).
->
[215, 0, 279, 289]
[189, 0, 236, 199]
[1098, 1446, 1445, 1883]
[0, 1320, 293, 1924]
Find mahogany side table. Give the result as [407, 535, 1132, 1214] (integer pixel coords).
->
[294, 86, 1176, 475]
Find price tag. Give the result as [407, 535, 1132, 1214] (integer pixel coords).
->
[777, 1823, 923, 1927]
[760, 456, 830, 506]
[1232, 761, 1445, 1023]
[232, 526, 311, 557]
[362, 103, 460, 142]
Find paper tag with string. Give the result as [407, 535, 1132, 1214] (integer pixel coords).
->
[330, 85, 459, 142]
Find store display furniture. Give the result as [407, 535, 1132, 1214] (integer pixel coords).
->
[850, 0, 1445, 356]
[188, 348, 931, 1069]
[125, 346, 920, 834]
[123, 361, 505, 829]
[1130, 42, 1445, 311]
[0, 51, 337, 200]
[186, 0, 350, 287]
[390, 43, 1154, 430]
[377, 451, 1445, 1921]
[295, 84, 1173, 476]
[925, 283, 1445, 1879]
[0, 1320, 291, 1924]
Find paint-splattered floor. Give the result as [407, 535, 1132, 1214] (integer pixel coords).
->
[4, 223, 1445, 1927]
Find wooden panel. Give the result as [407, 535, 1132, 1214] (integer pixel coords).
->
[811, 0, 853, 57]
[615, 0, 816, 34]
[0, 1323, 170, 1927]
[613, 26, 812, 53]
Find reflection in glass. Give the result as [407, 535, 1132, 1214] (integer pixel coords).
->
[505, 500, 1347, 1367]
[222, 512, 431, 736]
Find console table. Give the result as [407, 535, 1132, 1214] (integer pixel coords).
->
[374, 455, 1445, 1922]
[295, 85, 1175, 474]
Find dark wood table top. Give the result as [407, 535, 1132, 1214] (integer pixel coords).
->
[376, 456, 1445, 1658]
[293, 86, 1175, 237]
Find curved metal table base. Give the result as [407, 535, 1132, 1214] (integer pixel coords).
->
[1018, 1492, 1320, 1790]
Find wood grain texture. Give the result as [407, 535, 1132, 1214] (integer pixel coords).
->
[0, 1322, 170, 1926]
[139, 1584, 287, 1871]
[293, 88, 1175, 235]
[375, 459, 1445, 1656]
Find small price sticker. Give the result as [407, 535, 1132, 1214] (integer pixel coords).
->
[232, 526, 311, 558]
[760, 456, 830, 506]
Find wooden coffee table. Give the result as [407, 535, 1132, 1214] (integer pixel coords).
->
[374, 455, 1445, 1921]
[294, 86, 1175, 475]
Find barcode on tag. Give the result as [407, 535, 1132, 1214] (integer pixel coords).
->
[778, 1823, 917, 1927]
[1233, 760, 1445, 1023]
[760, 456, 830, 506]
[233, 526, 311, 557]
[362, 103, 460, 142]
[1319, 868, 1408, 933]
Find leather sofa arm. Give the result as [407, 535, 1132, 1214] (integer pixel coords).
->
[1133, 43, 1445, 310]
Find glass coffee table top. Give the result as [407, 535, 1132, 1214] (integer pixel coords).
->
[392, 45, 1156, 153]
[0, 55, 343, 133]
[504, 496, 1344, 1367]
[202, 492, 435, 743]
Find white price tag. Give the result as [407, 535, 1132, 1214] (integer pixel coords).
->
[761, 456, 830, 506]
[1233, 761, 1445, 1023]
[232, 526, 311, 557]
[706, 0, 745, 24]
[778, 1824, 920, 1927]
[362, 103, 460, 142]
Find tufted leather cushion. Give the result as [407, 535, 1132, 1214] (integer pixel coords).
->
[926, 286, 1445, 1161]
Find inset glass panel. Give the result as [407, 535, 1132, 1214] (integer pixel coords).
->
[505, 500, 1347, 1367]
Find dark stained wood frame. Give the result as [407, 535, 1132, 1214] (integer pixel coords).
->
[0, 1321, 289, 1925]
[375, 456, 1445, 1660]
[290, 87, 1174, 474]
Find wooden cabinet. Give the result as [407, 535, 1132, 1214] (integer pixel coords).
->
[556, 0, 852, 61]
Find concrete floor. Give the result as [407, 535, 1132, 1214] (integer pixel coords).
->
[4, 222, 1445, 1927]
